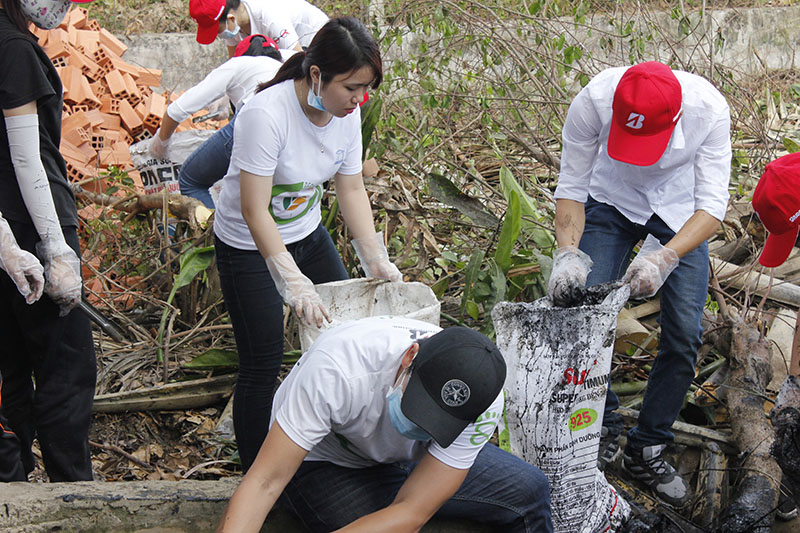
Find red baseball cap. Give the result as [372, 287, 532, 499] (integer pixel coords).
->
[190, 0, 226, 45]
[608, 62, 683, 167]
[234, 34, 279, 57]
[753, 153, 800, 267]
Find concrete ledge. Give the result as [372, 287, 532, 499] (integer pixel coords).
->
[0, 480, 491, 532]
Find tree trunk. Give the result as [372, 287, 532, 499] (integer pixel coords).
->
[771, 375, 800, 509]
[721, 321, 782, 532]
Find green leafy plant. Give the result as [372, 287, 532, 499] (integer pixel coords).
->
[157, 244, 215, 362]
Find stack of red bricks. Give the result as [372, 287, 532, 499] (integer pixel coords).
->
[32, 7, 224, 193]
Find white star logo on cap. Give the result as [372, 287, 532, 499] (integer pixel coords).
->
[441, 379, 471, 407]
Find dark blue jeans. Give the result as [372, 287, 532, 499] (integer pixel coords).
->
[279, 443, 553, 532]
[579, 198, 708, 448]
[214, 224, 348, 471]
[178, 115, 236, 208]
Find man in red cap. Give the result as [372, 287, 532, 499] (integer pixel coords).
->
[189, 0, 327, 58]
[549, 61, 732, 507]
[752, 152, 800, 521]
[753, 153, 800, 269]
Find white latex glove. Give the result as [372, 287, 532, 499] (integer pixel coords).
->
[624, 234, 680, 300]
[351, 232, 402, 282]
[149, 129, 171, 160]
[36, 239, 82, 316]
[265, 251, 329, 327]
[0, 215, 44, 304]
[206, 95, 230, 119]
[548, 245, 593, 307]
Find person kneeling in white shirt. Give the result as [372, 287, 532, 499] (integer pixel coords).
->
[216, 317, 553, 533]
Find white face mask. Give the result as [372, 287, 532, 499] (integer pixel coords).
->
[20, 0, 73, 29]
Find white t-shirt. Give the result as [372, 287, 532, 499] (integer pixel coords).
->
[213, 79, 362, 249]
[224, 0, 328, 50]
[271, 316, 505, 470]
[166, 52, 294, 123]
[554, 66, 731, 233]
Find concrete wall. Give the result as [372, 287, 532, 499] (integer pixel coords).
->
[117, 34, 228, 93]
[117, 5, 800, 93]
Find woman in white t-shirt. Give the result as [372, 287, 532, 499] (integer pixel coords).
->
[213, 16, 402, 471]
[149, 35, 292, 207]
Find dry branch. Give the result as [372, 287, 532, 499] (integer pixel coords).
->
[93, 374, 236, 412]
[75, 185, 213, 229]
[711, 257, 800, 308]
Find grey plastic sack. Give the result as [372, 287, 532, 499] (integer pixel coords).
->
[492, 285, 631, 533]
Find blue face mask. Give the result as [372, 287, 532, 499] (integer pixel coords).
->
[307, 78, 327, 112]
[386, 380, 432, 442]
[220, 18, 241, 40]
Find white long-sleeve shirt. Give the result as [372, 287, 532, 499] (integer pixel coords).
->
[554, 66, 732, 232]
[165, 51, 294, 123]
[224, 0, 328, 50]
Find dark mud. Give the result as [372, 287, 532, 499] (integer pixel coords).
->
[551, 280, 627, 308]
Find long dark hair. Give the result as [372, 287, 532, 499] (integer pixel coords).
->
[2, 0, 35, 37]
[257, 16, 382, 94]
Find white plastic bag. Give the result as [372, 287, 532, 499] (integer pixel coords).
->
[299, 279, 440, 351]
[492, 284, 632, 533]
[129, 130, 215, 195]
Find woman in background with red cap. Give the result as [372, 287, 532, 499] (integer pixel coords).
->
[0, 0, 96, 481]
[149, 35, 294, 207]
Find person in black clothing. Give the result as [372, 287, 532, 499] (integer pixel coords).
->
[0, 0, 96, 482]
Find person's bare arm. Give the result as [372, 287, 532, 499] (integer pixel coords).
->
[335, 452, 468, 533]
[664, 209, 721, 258]
[216, 423, 308, 533]
[158, 114, 180, 141]
[554, 198, 586, 248]
[227, 45, 237, 59]
[334, 172, 377, 241]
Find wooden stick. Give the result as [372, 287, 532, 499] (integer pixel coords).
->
[89, 440, 154, 471]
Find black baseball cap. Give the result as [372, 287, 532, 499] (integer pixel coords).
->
[401, 327, 506, 448]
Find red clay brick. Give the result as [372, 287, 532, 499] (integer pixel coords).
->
[104, 70, 127, 99]
[99, 95, 120, 115]
[122, 73, 142, 106]
[118, 98, 143, 136]
[142, 92, 166, 133]
[135, 68, 162, 89]
[60, 139, 91, 165]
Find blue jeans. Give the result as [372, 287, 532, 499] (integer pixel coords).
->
[178, 115, 236, 208]
[214, 224, 348, 471]
[278, 443, 553, 532]
[579, 197, 708, 448]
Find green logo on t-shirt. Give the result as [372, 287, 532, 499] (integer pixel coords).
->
[469, 408, 501, 446]
[269, 182, 323, 225]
